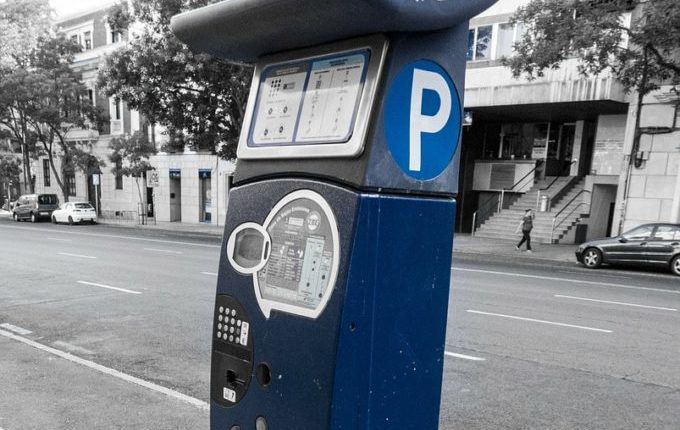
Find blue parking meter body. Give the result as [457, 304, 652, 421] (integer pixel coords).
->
[171, 1, 496, 429]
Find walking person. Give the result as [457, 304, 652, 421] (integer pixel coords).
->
[516, 208, 534, 252]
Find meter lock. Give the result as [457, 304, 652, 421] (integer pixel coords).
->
[211, 294, 254, 407]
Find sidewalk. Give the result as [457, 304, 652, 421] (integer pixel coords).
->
[96, 219, 577, 264]
[454, 233, 577, 263]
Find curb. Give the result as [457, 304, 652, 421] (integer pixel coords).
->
[96, 220, 224, 238]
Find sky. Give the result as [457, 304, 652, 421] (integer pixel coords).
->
[49, 0, 117, 19]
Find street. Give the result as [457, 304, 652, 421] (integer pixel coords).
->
[1, 218, 679, 429]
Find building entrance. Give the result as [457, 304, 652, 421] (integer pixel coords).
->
[169, 169, 182, 222]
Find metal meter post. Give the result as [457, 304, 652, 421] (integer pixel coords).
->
[171, 1, 497, 429]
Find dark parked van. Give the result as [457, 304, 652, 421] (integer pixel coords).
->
[12, 194, 60, 222]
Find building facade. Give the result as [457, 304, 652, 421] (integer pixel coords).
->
[33, 4, 235, 226]
[464, 0, 680, 242]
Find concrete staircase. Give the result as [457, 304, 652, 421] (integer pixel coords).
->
[474, 177, 590, 244]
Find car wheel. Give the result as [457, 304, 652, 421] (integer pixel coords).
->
[90, 220, 97, 225]
[30, 213, 36, 223]
[582, 248, 603, 269]
[13, 213, 18, 222]
[671, 255, 680, 277]
[68, 216, 74, 226]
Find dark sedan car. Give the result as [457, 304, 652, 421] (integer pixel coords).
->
[576, 223, 680, 276]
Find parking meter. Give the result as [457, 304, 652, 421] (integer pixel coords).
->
[172, 1, 496, 428]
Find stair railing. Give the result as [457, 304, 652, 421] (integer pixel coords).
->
[550, 189, 591, 243]
[472, 160, 544, 235]
[536, 160, 576, 211]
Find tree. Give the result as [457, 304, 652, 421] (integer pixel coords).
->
[0, 0, 53, 193]
[0, 0, 52, 69]
[0, 154, 21, 207]
[97, 0, 251, 159]
[22, 35, 106, 203]
[504, 0, 680, 232]
[108, 131, 157, 215]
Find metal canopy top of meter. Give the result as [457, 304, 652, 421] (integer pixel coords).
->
[170, 0, 497, 62]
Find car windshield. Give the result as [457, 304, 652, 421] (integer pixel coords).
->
[75, 203, 94, 209]
[622, 226, 653, 240]
[38, 195, 58, 205]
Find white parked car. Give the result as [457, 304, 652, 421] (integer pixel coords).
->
[51, 202, 98, 225]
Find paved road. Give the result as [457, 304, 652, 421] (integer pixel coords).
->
[0, 218, 678, 429]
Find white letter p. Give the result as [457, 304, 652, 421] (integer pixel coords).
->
[409, 69, 452, 172]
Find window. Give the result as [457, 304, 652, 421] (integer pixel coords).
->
[496, 23, 515, 59]
[623, 226, 653, 241]
[467, 26, 493, 62]
[83, 31, 92, 50]
[66, 173, 76, 196]
[115, 99, 121, 120]
[88, 89, 95, 105]
[111, 31, 122, 44]
[43, 159, 51, 187]
[652, 226, 680, 241]
[115, 160, 123, 190]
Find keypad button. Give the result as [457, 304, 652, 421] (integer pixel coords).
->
[237, 320, 242, 327]
[217, 332, 222, 338]
[218, 323, 222, 330]
[230, 327, 235, 334]
[229, 335, 234, 342]
[218, 315, 223, 322]
[231, 309, 236, 317]
[225, 308, 230, 315]
[223, 333, 228, 340]
[219, 306, 224, 313]
[231, 318, 236, 325]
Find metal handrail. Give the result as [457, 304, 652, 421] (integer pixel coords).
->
[550, 190, 592, 243]
[536, 160, 576, 210]
[471, 160, 544, 235]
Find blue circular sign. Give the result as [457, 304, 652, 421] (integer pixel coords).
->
[384, 60, 461, 180]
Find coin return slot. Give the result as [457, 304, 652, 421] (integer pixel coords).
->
[256, 363, 272, 387]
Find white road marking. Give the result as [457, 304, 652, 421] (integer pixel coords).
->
[466, 309, 613, 333]
[144, 248, 183, 255]
[0, 224, 220, 248]
[454, 267, 679, 295]
[201, 272, 218, 277]
[77, 281, 142, 295]
[554, 295, 678, 312]
[58, 252, 96, 259]
[47, 237, 73, 242]
[0, 328, 209, 411]
[0, 323, 32, 335]
[444, 351, 486, 361]
[557, 270, 631, 280]
[53, 341, 95, 355]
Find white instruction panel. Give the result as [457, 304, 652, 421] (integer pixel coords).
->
[251, 63, 308, 144]
[296, 53, 367, 143]
[248, 50, 369, 147]
[253, 190, 340, 319]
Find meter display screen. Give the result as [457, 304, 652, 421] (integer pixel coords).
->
[255, 191, 339, 318]
[249, 50, 369, 147]
[233, 229, 265, 269]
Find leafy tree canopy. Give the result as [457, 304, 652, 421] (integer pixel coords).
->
[97, 0, 252, 159]
[0, 0, 52, 69]
[505, 0, 680, 95]
[0, 154, 21, 182]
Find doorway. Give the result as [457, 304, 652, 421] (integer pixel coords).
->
[169, 169, 181, 222]
[199, 169, 212, 223]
